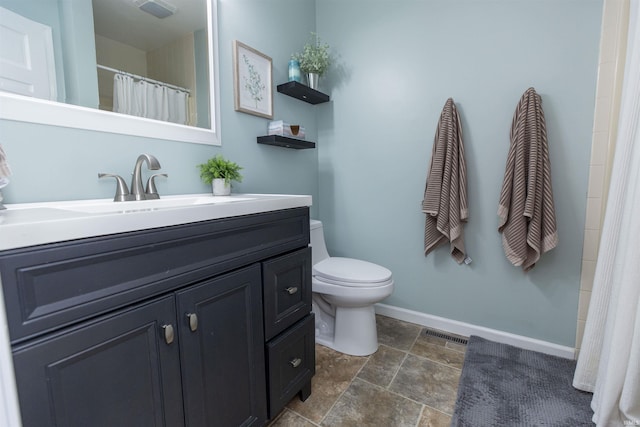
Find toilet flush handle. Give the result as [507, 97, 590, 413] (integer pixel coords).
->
[284, 286, 298, 295]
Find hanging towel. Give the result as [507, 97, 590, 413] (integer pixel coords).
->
[0, 144, 11, 209]
[498, 87, 558, 271]
[422, 98, 468, 263]
[0, 144, 11, 179]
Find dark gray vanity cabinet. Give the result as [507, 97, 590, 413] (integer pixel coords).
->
[12, 265, 266, 427]
[0, 207, 311, 427]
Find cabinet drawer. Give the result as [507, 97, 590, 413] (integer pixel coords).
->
[266, 314, 315, 418]
[262, 247, 312, 341]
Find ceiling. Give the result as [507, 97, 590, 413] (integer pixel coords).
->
[91, 0, 207, 52]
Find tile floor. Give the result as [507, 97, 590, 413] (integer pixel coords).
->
[269, 315, 468, 427]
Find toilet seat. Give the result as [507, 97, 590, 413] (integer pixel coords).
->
[313, 257, 393, 288]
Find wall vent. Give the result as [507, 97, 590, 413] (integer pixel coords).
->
[424, 328, 468, 345]
[134, 0, 177, 19]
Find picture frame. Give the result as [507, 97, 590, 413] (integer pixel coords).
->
[233, 40, 273, 119]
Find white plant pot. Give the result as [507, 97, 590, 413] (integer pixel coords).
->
[212, 178, 231, 196]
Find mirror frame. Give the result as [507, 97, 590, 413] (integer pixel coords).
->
[0, 0, 221, 146]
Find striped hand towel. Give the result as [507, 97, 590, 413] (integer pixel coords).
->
[422, 98, 468, 263]
[0, 144, 11, 179]
[498, 88, 558, 271]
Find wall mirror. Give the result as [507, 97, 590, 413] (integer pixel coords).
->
[0, 0, 220, 145]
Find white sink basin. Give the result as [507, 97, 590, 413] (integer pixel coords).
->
[51, 195, 256, 214]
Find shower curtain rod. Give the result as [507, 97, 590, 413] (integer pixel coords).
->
[97, 64, 191, 94]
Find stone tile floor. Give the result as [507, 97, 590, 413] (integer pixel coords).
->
[269, 315, 467, 427]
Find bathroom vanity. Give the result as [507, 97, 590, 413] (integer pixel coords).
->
[0, 194, 314, 426]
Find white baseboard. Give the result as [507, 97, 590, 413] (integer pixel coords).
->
[375, 303, 576, 360]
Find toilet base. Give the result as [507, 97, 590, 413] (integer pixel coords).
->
[314, 304, 379, 356]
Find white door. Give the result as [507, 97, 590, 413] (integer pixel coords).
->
[0, 6, 57, 101]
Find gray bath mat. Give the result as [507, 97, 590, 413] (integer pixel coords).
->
[451, 336, 593, 426]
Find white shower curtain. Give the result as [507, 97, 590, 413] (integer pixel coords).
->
[113, 73, 134, 116]
[113, 73, 189, 125]
[573, 3, 640, 426]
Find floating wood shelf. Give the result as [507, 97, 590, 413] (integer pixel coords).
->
[257, 135, 316, 149]
[276, 81, 329, 105]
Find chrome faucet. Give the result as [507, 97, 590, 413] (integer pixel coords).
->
[99, 154, 164, 202]
[130, 154, 161, 200]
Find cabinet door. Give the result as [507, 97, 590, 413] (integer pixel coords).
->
[12, 296, 184, 427]
[177, 265, 267, 427]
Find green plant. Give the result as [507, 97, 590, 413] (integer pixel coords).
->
[293, 32, 331, 76]
[198, 155, 243, 185]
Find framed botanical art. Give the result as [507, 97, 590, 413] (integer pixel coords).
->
[233, 40, 273, 119]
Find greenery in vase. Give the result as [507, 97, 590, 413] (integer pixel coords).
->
[293, 32, 331, 76]
[198, 154, 243, 185]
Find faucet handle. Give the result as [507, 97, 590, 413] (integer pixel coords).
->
[145, 173, 168, 200]
[99, 173, 135, 202]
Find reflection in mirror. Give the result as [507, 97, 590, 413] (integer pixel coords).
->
[93, 0, 209, 128]
[0, 0, 220, 145]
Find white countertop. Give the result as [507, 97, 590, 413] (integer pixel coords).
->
[0, 193, 312, 251]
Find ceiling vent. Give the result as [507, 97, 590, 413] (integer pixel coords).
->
[134, 0, 177, 19]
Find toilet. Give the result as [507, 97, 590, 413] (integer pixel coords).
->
[310, 220, 394, 356]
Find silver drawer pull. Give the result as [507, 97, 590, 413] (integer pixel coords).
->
[187, 313, 198, 332]
[284, 286, 299, 295]
[289, 357, 302, 368]
[162, 324, 174, 345]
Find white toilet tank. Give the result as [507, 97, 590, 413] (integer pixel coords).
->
[309, 220, 330, 266]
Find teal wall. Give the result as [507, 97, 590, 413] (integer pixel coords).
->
[0, 0, 604, 347]
[57, 0, 99, 109]
[0, 0, 319, 219]
[315, 0, 602, 346]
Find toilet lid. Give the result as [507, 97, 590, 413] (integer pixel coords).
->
[313, 257, 393, 287]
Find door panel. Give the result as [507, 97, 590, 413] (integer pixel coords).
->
[12, 296, 183, 427]
[177, 265, 267, 427]
[0, 6, 57, 100]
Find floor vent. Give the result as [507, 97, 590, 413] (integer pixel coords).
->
[424, 328, 469, 345]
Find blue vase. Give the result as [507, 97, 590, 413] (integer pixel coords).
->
[288, 59, 301, 82]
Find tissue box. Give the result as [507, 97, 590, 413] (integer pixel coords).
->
[268, 120, 305, 140]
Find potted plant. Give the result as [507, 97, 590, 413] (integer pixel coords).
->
[293, 32, 331, 90]
[197, 154, 243, 196]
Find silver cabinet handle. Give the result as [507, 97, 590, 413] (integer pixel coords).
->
[187, 313, 198, 332]
[162, 324, 174, 345]
[289, 358, 302, 368]
[285, 286, 299, 295]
